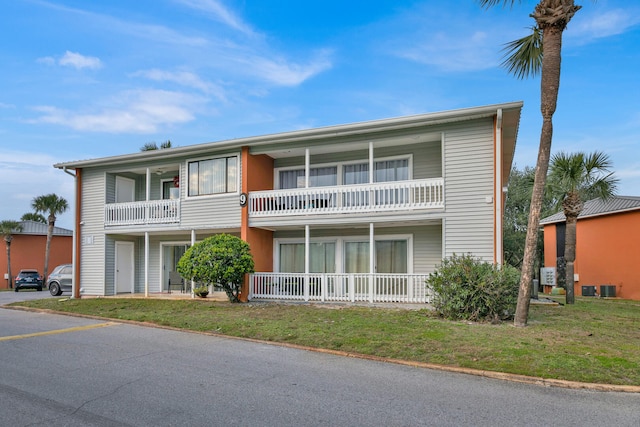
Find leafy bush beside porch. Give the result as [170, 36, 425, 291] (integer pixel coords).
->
[427, 254, 520, 322]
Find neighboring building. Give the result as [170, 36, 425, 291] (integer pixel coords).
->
[54, 102, 522, 303]
[540, 196, 640, 300]
[1, 220, 73, 289]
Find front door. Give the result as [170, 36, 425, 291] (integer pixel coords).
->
[115, 241, 135, 294]
[116, 176, 135, 203]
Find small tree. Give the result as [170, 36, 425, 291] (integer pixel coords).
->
[1, 220, 23, 289]
[177, 234, 254, 303]
[547, 151, 617, 304]
[426, 254, 520, 322]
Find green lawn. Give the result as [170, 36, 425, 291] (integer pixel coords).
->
[10, 296, 640, 386]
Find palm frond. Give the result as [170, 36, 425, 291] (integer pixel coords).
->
[501, 26, 543, 79]
[477, 0, 520, 9]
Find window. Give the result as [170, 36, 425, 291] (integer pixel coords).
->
[279, 167, 337, 189]
[342, 159, 409, 184]
[188, 156, 237, 196]
[375, 159, 409, 182]
[279, 242, 336, 273]
[344, 239, 408, 273]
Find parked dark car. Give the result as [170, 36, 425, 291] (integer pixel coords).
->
[14, 269, 44, 292]
[47, 263, 73, 296]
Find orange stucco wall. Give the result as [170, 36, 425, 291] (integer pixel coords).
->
[543, 210, 640, 300]
[240, 146, 275, 301]
[1, 234, 72, 289]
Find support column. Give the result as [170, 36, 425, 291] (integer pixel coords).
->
[495, 109, 503, 265]
[144, 231, 149, 297]
[191, 229, 196, 298]
[304, 225, 310, 301]
[369, 142, 374, 183]
[369, 222, 374, 303]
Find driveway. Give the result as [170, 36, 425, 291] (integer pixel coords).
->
[1, 304, 639, 426]
[0, 288, 63, 305]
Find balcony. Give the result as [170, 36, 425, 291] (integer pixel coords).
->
[104, 199, 180, 227]
[248, 178, 444, 218]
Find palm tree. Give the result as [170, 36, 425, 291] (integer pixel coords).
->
[1, 220, 23, 289]
[140, 140, 172, 151]
[21, 212, 46, 223]
[32, 194, 69, 281]
[479, 0, 584, 326]
[547, 151, 617, 304]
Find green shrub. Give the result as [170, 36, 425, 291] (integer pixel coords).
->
[426, 254, 520, 322]
[177, 234, 255, 303]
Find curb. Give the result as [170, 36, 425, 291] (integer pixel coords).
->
[5, 305, 640, 394]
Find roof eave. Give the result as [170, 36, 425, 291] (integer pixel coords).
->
[54, 101, 523, 170]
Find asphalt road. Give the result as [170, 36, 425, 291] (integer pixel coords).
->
[1, 291, 639, 426]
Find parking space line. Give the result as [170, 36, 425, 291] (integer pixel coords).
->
[0, 322, 119, 341]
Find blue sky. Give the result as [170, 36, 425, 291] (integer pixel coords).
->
[1, 0, 639, 230]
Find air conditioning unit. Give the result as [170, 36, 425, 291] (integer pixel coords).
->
[600, 285, 616, 298]
[581, 285, 596, 297]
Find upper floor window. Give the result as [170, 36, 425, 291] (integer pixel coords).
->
[279, 166, 337, 189]
[188, 156, 238, 197]
[343, 159, 409, 184]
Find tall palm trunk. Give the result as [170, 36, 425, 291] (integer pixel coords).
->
[44, 215, 55, 282]
[514, 22, 564, 326]
[5, 237, 13, 289]
[562, 191, 582, 304]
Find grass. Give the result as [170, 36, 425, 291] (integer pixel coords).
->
[10, 296, 640, 386]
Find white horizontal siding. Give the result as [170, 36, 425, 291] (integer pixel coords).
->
[443, 119, 495, 262]
[180, 194, 241, 229]
[79, 168, 108, 296]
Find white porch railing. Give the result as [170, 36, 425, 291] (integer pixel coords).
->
[248, 178, 444, 217]
[104, 200, 180, 226]
[250, 273, 432, 304]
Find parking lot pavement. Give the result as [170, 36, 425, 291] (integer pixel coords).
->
[0, 289, 60, 305]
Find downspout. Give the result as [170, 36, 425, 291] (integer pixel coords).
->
[63, 167, 81, 299]
[495, 109, 503, 265]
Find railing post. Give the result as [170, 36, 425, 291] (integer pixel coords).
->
[408, 274, 414, 302]
[304, 273, 309, 301]
[321, 274, 326, 302]
[349, 274, 355, 302]
[369, 274, 374, 303]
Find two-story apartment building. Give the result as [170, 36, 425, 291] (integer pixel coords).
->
[54, 102, 522, 303]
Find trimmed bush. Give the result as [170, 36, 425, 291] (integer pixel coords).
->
[426, 254, 520, 322]
[177, 234, 255, 303]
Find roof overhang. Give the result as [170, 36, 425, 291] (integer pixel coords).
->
[54, 101, 523, 170]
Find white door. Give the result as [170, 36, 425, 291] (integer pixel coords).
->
[115, 241, 135, 294]
[116, 176, 135, 203]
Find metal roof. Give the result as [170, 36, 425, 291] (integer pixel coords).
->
[540, 196, 640, 225]
[15, 220, 73, 236]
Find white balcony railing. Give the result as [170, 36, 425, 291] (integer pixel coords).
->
[250, 273, 432, 304]
[104, 199, 180, 227]
[248, 178, 444, 217]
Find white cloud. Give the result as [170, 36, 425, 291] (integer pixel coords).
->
[570, 8, 640, 41]
[31, 89, 204, 133]
[394, 30, 498, 72]
[0, 149, 75, 228]
[173, 0, 255, 36]
[37, 51, 103, 70]
[59, 51, 103, 70]
[133, 69, 226, 100]
[241, 49, 333, 86]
